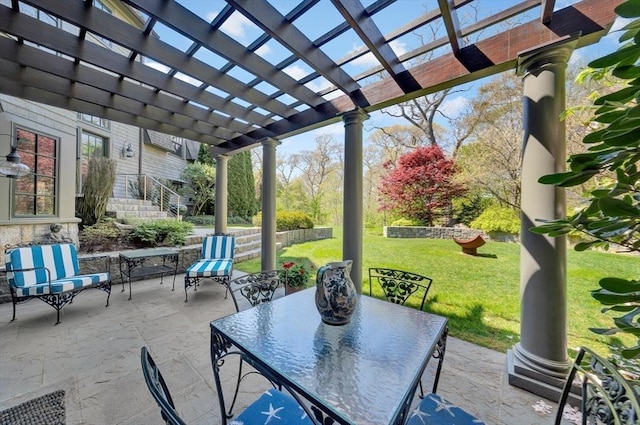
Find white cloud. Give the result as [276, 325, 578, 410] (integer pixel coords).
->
[439, 96, 469, 118]
[255, 44, 271, 57]
[219, 11, 254, 39]
[350, 40, 409, 68]
[283, 65, 309, 80]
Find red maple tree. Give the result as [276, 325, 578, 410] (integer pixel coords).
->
[378, 146, 465, 226]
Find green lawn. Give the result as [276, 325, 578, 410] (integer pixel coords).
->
[236, 227, 639, 356]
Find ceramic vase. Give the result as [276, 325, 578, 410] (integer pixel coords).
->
[315, 260, 358, 325]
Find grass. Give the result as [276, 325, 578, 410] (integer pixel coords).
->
[237, 227, 639, 356]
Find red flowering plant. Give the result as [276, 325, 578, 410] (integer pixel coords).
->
[279, 261, 311, 288]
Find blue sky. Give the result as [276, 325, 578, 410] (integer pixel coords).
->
[155, 1, 625, 155]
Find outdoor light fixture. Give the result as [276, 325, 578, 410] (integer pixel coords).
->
[0, 146, 30, 178]
[121, 142, 135, 158]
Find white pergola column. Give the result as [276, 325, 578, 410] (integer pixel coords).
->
[261, 137, 280, 271]
[342, 108, 369, 293]
[214, 154, 228, 235]
[507, 39, 577, 401]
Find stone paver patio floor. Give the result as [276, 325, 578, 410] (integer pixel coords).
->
[0, 273, 561, 424]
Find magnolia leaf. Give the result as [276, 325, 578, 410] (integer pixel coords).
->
[598, 277, 640, 293]
[592, 291, 640, 304]
[620, 345, 640, 359]
[583, 128, 607, 144]
[615, 0, 640, 18]
[594, 86, 639, 104]
[589, 45, 640, 68]
[601, 129, 640, 147]
[612, 64, 640, 79]
[601, 304, 638, 312]
[589, 327, 619, 335]
[599, 197, 639, 216]
[574, 241, 597, 251]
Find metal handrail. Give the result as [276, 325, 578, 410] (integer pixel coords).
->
[113, 174, 182, 220]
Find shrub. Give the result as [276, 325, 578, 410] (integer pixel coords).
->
[129, 219, 194, 247]
[77, 157, 116, 227]
[390, 218, 420, 226]
[470, 206, 520, 234]
[79, 220, 123, 252]
[253, 211, 314, 231]
[184, 215, 216, 226]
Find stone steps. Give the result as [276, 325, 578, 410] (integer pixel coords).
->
[106, 198, 170, 222]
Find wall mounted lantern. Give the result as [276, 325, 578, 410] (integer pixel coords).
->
[121, 142, 135, 158]
[0, 146, 30, 178]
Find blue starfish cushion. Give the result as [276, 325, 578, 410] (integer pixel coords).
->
[406, 393, 485, 425]
[230, 389, 314, 425]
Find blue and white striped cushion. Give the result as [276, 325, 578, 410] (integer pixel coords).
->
[406, 393, 485, 425]
[13, 273, 110, 296]
[6, 244, 79, 287]
[185, 259, 233, 278]
[230, 389, 313, 425]
[202, 236, 235, 260]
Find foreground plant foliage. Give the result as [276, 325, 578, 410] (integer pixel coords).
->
[532, 0, 640, 359]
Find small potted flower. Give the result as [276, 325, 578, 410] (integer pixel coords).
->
[280, 261, 311, 295]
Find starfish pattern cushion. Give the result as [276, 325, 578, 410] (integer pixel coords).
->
[406, 393, 485, 425]
[230, 389, 314, 425]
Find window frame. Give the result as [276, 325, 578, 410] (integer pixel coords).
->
[12, 126, 59, 218]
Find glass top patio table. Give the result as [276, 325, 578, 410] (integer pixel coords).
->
[210, 288, 448, 425]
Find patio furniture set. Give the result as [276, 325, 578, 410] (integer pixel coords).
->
[3, 235, 236, 324]
[140, 265, 640, 424]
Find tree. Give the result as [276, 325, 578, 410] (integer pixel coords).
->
[228, 151, 258, 219]
[378, 146, 465, 226]
[533, 0, 640, 360]
[293, 134, 340, 222]
[181, 162, 216, 216]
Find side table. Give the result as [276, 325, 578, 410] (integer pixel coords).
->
[119, 248, 179, 300]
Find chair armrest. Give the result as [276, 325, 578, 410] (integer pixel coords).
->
[79, 255, 111, 274]
[6, 266, 53, 290]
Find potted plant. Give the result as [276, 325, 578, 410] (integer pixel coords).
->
[280, 261, 312, 295]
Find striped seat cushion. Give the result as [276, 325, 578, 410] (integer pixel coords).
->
[185, 259, 233, 278]
[202, 236, 235, 260]
[6, 244, 80, 287]
[13, 273, 110, 296]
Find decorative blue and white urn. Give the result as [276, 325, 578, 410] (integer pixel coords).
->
[315, 260, 358, 326]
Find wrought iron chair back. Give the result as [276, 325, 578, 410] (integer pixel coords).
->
[210, 332, 317, 424]
[140, 347, 187, 425]
[555, 347, 639, 425]
[228, 270, 282, 313]
[368, 268, 433, 311]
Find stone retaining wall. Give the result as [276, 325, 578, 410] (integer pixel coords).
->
[384, 226, 487, 240]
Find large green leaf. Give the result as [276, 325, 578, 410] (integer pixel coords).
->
[589, 45, 640, 69]
[599, 197, 639, 216]
[598, 277, 640, 293]
[592, 291, 640, 304]
[615, 0, 640, 18]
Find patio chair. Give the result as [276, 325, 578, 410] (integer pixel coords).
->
[368, 268, 441, 397]
[140, 347, 187, 425]
[228, 269, 282, 313]
[368, 268, 433, 311]
[184, 235, 235, 302]
[222, 270, 284, 416]
[211, 333, 316, 425]
[554, 346, 639, 424]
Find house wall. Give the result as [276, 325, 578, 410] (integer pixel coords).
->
[0, 97, 81, 257]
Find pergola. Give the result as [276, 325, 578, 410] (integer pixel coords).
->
[0, 0, 621, 401]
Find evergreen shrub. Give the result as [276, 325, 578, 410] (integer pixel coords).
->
[470, 206, 520, 234]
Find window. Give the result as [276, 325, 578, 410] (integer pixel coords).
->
[170, 136, 185, 158]
[13, 128, 58, 216]
[79, 113, 110, 129]
[78, 131, 107, 193]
